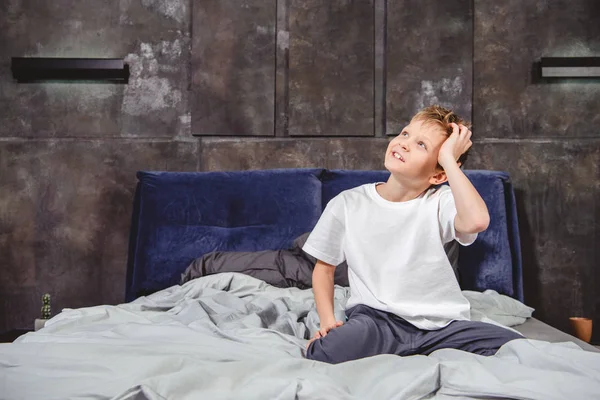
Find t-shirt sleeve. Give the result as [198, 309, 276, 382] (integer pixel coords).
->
[438, 187, 478, 246]
[302, 195, 346, 266]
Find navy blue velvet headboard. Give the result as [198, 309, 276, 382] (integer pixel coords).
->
[126, 169, 523, 303]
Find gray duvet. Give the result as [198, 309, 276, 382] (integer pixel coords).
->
[2, 273, 599, 399]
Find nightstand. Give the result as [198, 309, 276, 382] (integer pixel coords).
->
[0, 329, 32, 343]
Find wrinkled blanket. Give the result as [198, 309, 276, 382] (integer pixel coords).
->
[1, 273, 599, 400]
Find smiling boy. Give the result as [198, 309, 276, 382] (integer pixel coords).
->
[303, 105, 523, 364]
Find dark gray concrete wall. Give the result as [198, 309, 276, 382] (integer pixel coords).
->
[472, 0, 600, 339]
[0, 0, 598, 343]
[0, 0, 197, 331]
[191, 0, 275, 136]
[386, 0, 473, 135]
[287, 0, 375, 136]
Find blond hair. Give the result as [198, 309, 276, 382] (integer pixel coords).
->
[411, 105, 471, 168]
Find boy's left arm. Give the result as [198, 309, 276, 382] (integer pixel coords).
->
[438, 123, 490, 234]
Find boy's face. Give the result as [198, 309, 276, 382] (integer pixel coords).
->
[384, 118, 448, 183]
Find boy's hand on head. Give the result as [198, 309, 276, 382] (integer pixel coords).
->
[438, 123, 472, 169]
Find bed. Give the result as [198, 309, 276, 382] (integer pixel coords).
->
[1, 168, 599, 399]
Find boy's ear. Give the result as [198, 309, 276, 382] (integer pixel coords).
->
[429, 170, 448, 185]
[430, 161, 463, 185]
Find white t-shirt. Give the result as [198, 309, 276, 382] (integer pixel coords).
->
[303, 183, 478, 330]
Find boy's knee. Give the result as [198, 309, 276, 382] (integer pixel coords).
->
[305, 309, 381, 364]
[491, 325, 523, 343]
[305, 333, 356, 364]
[478, 328, 524, 356]
[306, 338, 336, 363]
[498, 330, 524, 347]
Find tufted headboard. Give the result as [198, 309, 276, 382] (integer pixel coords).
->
[125, 169, 523, 303]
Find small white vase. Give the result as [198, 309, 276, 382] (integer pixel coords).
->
[34, 318, 48, 331]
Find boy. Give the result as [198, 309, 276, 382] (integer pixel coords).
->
[303, 105, 523, 364]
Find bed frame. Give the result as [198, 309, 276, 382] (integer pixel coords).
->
[125, 169, 523, 303]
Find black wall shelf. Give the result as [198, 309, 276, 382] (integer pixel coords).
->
[540, 57, 600, 78]
[11, 57, 129, 83]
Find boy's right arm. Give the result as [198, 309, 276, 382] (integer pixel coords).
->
[312, 260, 344, 338]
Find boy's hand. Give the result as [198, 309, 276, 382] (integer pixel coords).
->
[438, 123, 472, 168]
[315, 320, 344, 339]
[306, 320, 344, 350]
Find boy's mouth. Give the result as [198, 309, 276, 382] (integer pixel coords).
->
[392, 151, 405, 162]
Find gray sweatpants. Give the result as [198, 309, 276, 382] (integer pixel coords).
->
[306, 304, 523, 364]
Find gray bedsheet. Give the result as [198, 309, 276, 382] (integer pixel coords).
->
[2, 273, 599, 400]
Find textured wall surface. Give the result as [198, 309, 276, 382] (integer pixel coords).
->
[0, 0, 598, 343]
[0, 140, 198, 330]
[0, 0, 197, 331]
[468, 142, 599, 336]
[473, 0, 600, 338]
[191, 0, 275, 136]
[287, 0, 374, 136]
[0, 0, 190, 138]
[474, 1, 600, 138]
[387, 0, 473, 135]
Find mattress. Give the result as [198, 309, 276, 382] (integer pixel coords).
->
[3, 273, 600, 399]
[514, 317, 599, 352]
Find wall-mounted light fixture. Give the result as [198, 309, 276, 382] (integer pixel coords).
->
[11, 58, 129, 83]
[540, 57, 600, 78]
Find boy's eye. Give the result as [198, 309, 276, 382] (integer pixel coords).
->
[418, 142, 427, 149]
[401, 132, 408, 137]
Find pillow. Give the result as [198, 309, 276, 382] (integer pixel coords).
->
[180, 234, 460, 289]
[181, 233, 317, 289]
